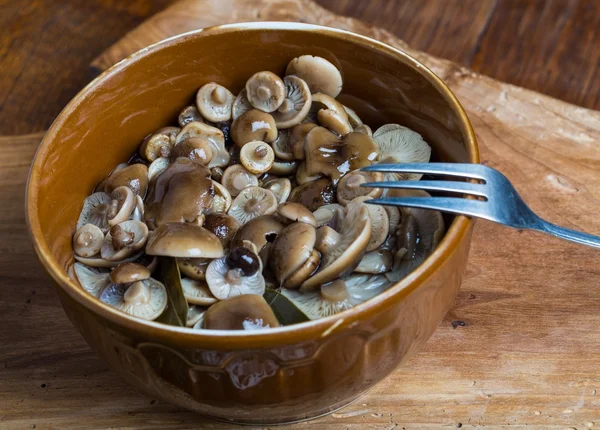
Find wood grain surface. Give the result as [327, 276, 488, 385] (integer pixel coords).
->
[1, 0, 600, 429]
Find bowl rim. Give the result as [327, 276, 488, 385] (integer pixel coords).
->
[26, 22, 479, 347]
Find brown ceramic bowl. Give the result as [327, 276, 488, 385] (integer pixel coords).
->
[26, 22, 478, 424]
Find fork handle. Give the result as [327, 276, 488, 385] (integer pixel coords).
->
[534, 219, 600, 249]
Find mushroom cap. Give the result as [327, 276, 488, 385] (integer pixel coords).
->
[300, 201, 372, 291]
[263, 178, 291, 203]
[178, 105, 204, 127]
[289, 177, 337, 211]
[180, 277, 218, 305]
[336, 170, 383, 205]
[270, 222, 317, 287]
[73, 262, 111, 297]
[230, 215, 284, 260]
[140, 131, 174, 162]
[209, 180, 233, 213]
[170, 137, 213, 165]
[283, 248, 321, 289]
[105, 163, 149, 197]
[176, 121, 230, 168]
[295, 161, 323, 185]
[312, 203, 343, 228]
[196, 82, 234, 122]
[343, 105, 363, 127]
[221, 164, 259, 197]
[228, 186, 278, 224]
[355, 249, 393, 274]
[303, 126, 346, 179]
[289, 122, 318, 160]
[385, 206, 401, 234]
[154, 126, 181, 145]
[354, 124, 373, 136]
[231, 109, 277, 148]
[203, 294, 279, 330]
[74, 253, 141, 268]
[310, 93, 348, 122]
[99, 279, 167, 320]
[373, 125, 432, 181]
[271, 75, 312, 129]
[77, 192, 112, 232]
[147, 157, 170, 181]
[186, 305, 206, 327]
[352, 196, 389, 251]
[317, 108, 352, 136]
[277, 202, 317, 227]
[110, 262, 151, 284]
[268, 160, 298, 176]
[206, 257, 266, 300]
[146, 222, 224, 258]
[286, 55, 343, 98]
[107, 186, 136, 227]
[246, 71, 286, 113]
[342, 131, 380, 170]
[144, 158, 214, 228]
[232, 89, 253, 120]
[73, 223, 104, 257]
[271, 129, 294, 161]
[178, 258, 210, 281]
[101, 220, 149, 261]
[240, 141, 275, 174]
[203, 213, 240, 248]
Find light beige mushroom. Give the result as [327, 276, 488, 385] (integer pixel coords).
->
[301, 201, 372, 291]
[221, 164, 259, 197]
[289, 177, 337, 211]
[208, 180, 232, 214]
[295, 161, 322, 185]
[145, 222, 224, 258]
[196, 82, 234, 122]
[110, 262, 151, 284]
[354, 124, 373, 136]
[268, 160, 298, 176]
[270, 222, 320, 289]
[178, 258, 210, 281]
[228, 186, 278, 224]
[232, 89, 253, 120]
[351, 196, 389, 252]
[336, 170, 384, 205]
[104, 163, 149, 197]
[170, 137, 213, 165]
[148, 157, 170, 182]
[343, 105, 363, 127]
[271, 129, 294, 161]
[99, 279, 167, 321]
[77, 192, 112, 232]
[312, 203, 343, 228]
[355, 249, 393, 274]
[289, 122, 317, 160]
[240, 141, 275, 174]
[271, 75, 312, 128]
[309, 93, 348, 122]
[231, 109, 277, 148]
[203, 294, 279, 330]
[246, 71, 286, 113]
[73, 262, 111, 297]
[276, 202, 317, 227]
[202, 213, 240, 248]
[176, 121, 230, 168]
[101, 220, 149, 261]
[263, 178, 291, 203]
[206, 254, 265, 300]
[180, 278, 218, 305]
[230, 215, 284, 267]
[286, 55, 343, 97]
[73, 223, 104, 257]
[139, 130, 175, 162]
[178, 105, 204, 127]
[107, 186, 136, 227]
[373, 124, 432, 181]
[317, 108, 352, 136]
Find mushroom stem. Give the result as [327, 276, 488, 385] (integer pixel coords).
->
[111, 225, 134, 250]
[278, 99, 294, 113]
[245, 197, 261, 213]
[255, 145, 269, 159]
[212, 87, 228, 104]
[256, 86, 272, 101]
[124, 281, 150, 305]
[225, 269, 243, 285]
[315, 226, 341, 254]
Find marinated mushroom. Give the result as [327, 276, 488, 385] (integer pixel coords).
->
[196, 82, 234, 122]
[286, 55, 343, 98]
[230, 109, 277, 148]
[309, 93, 349, 122]
[101, 221, 149, 261]
[73, 262, 111, 297]
[351, 196, 389, 251]
[170, 137, 213, 165]
[240, 141, 275, 174]
[110, 262, 151, 284]
[263, 178, 291, 203]
[221, 164, 259, 197]
[203, 213, 240, 248]
[276, 202, 317, 227]
[354, 124, 373, 136]
[295, 161, 323, 185]
[203, 294, 280, 330]
[232, 89, 253, 120]
[178, 105, 203, 127]
[104, 163, 149, 197]
[228, 186, 278, 224]
[176, 121, 230, 168]
[343, 105, 363, 127]
[271, 75, 312, 128]
[289, 177, 336, 211]
[270, 222, 320, 289]
[140, 129, 175, 162]
[209, 180, 233, 213]
[107, 186, 136, 227]
[317, 108, 352, 136]
[146, 222, 224, 258]
[373, 124, 431, 181]
[269, 160, 298, 176]
[336, 170, 383, 205]
[180, 278, 218, 305]
[289, 122, 317, 160]
[355, 249, 393, 274]
[301, 201, 371, 290]
[312, 203, 343, 228]
[230, 215, 284, 267]
[73, 223, 104, 257]
[77, 192, 112, 231]
[178, 258, 210, 281]
[99, 279, 167, 320]
[246, 71, 286, 113]
[148, 157, 170, 181]
[206, 248, 265, 300]
[271, 130, 294, 161]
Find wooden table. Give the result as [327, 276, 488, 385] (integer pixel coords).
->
[1, 1, 600, 429]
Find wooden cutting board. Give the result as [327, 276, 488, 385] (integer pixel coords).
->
[2, 0, 600, 428]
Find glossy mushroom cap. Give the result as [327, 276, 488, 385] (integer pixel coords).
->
[289, 177, 337, 211]
[289, 122, 317, 160]
[203, 294, 280, 330]
[276, 202, 317, 227]
[263, 178, 291, 203]
[336, 170, 383, 205]
[240, 141, 275, 174]
[178, 105, 203, 127]
[271, 75, 312, 129]
[176, 121, 230, 168]
[107, 186, 136, 227]
[104, 163, 149, 197]
[231, 109, 277, 148]
[203, 213, 240, 248]
[140, 128, 177, 162]
[230, 215, 284, 266]
[286, 55, 343, 98]
[270, 222, 319, 289]
[170, 137, 213, 165]
[145, 222, 224, 258]
[245, 71, 286, 113]
[110, 262, 151, 284]
[196, 82, 234, 122]
[318, 108, 352, 136]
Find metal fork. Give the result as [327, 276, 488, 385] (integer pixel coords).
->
[361, 163, 600, 249]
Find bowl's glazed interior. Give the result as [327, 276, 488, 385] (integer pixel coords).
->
[27, 23, 478, 424]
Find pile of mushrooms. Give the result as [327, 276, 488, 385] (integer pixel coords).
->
[70, 55, 444, 330]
